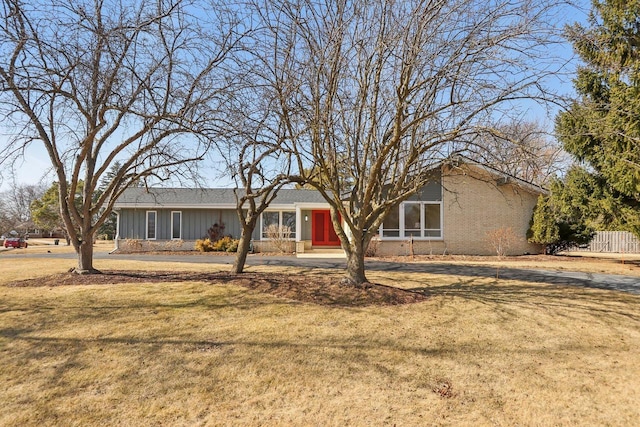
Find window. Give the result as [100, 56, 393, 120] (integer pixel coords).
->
[261, 212, 279, 239]
[380, 202, 442, 239]
[423, 204, 441, 237]
[171, 211, 182, 240]
[404, 203, 422, 238]
[382, 205, 400, 237]
[146, 211, 157, 240]
[261, 211, 296, 239]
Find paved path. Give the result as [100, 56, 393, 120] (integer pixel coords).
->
[4, 251, 640, 295]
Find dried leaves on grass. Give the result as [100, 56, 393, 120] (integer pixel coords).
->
[6, 270, 427, 307]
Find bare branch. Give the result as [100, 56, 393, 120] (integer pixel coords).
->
[0, 0, 242, 271]
[248, 0, 568, 284]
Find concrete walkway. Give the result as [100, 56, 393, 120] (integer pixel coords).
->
[3, 249, 640, 295]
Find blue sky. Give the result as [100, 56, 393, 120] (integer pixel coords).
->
[0, 0, 590, 192]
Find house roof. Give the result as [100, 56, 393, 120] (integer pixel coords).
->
[113, 156, 545, 211]
[443, 155, 548, 195]
[112, 187, 329, 209]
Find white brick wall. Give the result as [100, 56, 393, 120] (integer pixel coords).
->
[376, 165, 543, 256]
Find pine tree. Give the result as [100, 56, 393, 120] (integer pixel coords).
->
[528, 195, 560, 246]
[528, 185, 594, 254]
[30, 182, 84, 245]
[556, 0, 640, 234]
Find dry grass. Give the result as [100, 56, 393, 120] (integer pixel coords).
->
[21, 239, 114, 253]
[1, 257, 640, 425]
[378, 253, 640, 277]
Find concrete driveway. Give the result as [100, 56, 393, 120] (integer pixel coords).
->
[5, 249, 640, 295]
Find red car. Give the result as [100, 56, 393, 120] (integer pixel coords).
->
[3, 237, 28, 248]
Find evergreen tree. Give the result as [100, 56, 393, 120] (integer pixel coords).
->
[556, 0, 640, 234]
[528, 195, 560, 247]
[528, 179, 594, 254]
[94, 163, 122, 240]
[30, 182, 83, 245]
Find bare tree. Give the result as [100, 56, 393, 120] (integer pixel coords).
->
[213, 78, 299, 273]
[0, 182, 45, 236]
[0, 0, 242, 272]
[252, 0, 566, 285]
[229, 140, 296, 274]
[465, 121, 569, 186]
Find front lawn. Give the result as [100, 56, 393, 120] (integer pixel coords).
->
[1, 258, 639, 425]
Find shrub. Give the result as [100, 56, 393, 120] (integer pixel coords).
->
[485, 226, 517, 258]
[264, 224, 294, 253]
[195, 237, 239, 252]
[212, 236, 230, 251]
[225, 239, 239, 252]
[195, 238, 214, 252]
[365, 237, 379, 257]
[207, 222, 225, 242]
[125, 239, 143, 252]
[527, 195, 593, 254]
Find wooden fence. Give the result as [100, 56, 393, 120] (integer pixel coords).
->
[577, 231, 640, 253]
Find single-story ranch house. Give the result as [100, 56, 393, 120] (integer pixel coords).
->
[112, 161, 545, 256]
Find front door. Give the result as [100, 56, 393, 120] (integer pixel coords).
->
[312, 210, 340, 246]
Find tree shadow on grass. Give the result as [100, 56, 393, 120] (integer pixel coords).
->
[0, 327, 607, 360]
[366, 261, 640, 295]
[408, 278, 640, 323]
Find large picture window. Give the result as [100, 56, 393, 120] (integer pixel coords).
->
[423, 204, 441, 237]
[404, 203, 422, 238]
[382, 205, 400, 237]
[146, 211, 157, 240]
[380, 202, 442, 239]
[261, 211, 296, 239]
[171, 211, 182, 240]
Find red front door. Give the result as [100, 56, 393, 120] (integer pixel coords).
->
[312, 210, 340, 246]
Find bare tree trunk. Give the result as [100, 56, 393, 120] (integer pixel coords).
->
[76, 237, 99, 274]
[342, 230, 371, 286]
[233, 228, 254, 274]
[345, 248, 368, 286]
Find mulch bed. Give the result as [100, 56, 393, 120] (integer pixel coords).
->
[6, 270, 427, 307]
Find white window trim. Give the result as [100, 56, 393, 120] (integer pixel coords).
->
[260, 210, 297, 240]
[146, 210, 157, 240]
[171, 211, 182, 240]
[379, 201, 443, 240]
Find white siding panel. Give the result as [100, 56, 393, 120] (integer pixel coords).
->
[581, 231, 640, 253]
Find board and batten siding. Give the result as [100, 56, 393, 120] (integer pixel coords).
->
[117, 209, 147, 240]
[117, 208, 251, 240]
